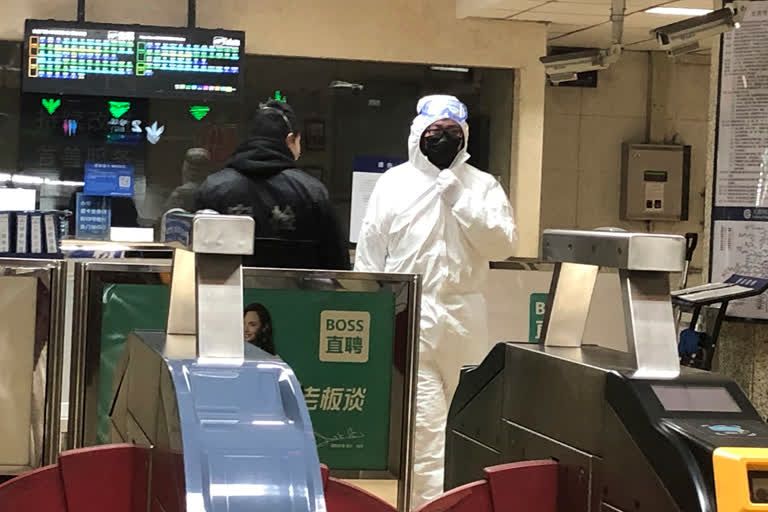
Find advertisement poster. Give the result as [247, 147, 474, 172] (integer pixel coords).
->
[97, 283, 395, 470]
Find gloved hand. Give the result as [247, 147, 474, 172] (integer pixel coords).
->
[436, 169, 463, 206]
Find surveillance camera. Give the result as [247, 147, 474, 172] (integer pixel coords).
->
[651, 4, 745, 57]
[539, 45, 622, 84]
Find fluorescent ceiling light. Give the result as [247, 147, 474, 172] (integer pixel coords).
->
[430, 66, 470, 73]
[646, 7, 713, 16]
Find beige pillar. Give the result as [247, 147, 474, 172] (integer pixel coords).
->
[510, 64, 546, 258]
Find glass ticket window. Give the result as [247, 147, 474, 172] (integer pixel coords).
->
[1, 38, 514, 242]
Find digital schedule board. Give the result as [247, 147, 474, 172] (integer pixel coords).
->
[23, 20, 244, 100]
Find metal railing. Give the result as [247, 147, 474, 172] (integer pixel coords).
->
[67, 260, 420, 511]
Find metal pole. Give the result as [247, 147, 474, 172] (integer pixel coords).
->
[77, 0, 85, 22]
[42, 261, 67, 465]
[188, 0, 196, 28]
[398, 274, 421, 512]
[67, 262, 89, 449]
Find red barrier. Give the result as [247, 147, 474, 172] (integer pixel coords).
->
[0, 446, 557, 512]
[59, 445, 150, 512]
[0, 444, 147, 512]
[414, 460, 558, 512]
[0, 464, 67, 512]
[320, 464, 398, 512]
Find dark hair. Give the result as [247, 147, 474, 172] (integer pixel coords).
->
[249, 100, 299, 140]
[243, 302, 276, 355]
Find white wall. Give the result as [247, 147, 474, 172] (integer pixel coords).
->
[541, 51, 711, 277]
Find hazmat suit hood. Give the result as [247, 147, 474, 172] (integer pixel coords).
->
[407, 95, 471, 173]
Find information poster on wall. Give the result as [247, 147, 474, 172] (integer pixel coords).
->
[712, 1, 768, 319]
[349, 156, 404, 243]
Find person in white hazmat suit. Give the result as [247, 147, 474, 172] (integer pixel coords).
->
[354, 95, 518, 508]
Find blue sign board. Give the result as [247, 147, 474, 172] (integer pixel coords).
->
[75, 193, 111, 240]
[84, 162, 135, 197]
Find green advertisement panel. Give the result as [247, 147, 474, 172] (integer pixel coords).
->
[98, 283, 395, 470]
[528, 292, 548, 342]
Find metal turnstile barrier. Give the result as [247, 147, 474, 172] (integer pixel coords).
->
[0, 258, 67, 475]
[2, 213, 416, 511]
[447, 229, 768, 511]
[67, 241, 420, 510]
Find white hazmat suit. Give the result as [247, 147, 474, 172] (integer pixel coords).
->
[354, 95, 518, 509]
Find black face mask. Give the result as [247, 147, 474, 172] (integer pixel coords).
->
[420, 131, 463, 170]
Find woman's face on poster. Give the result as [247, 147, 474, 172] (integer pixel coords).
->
[244, 311, 262, 342]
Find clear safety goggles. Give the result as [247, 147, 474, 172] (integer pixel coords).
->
[417, 97, 468, 123]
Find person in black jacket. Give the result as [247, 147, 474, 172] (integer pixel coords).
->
[196, 100, 350, 270]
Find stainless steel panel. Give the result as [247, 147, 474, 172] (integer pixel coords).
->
[190, 214, 254, 255]
[508, 342, 640, 375]
[0, 275, 39, 472]
[619, 270, 680, 379]
[540, 229, 681, 377]
[43, 260, 67, 466]
[166, 249, 195, 336]
[600, 406, 678, 512]
[74, 261, 173, 448]
[0, 259, 66, 474]
[503, 344, 611, 456]
[195, 254, 244, 360]
[67, 261, 88, 450]
[541, 230, 685, 272]
[543, 262, 599, 347]
[68, 261, 420, 511]
[501, 419, 598, 512]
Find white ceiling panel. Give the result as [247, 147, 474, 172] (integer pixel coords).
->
[543, 0, 613, 4]
[474, 0, 552, 9]
[511, 11, 608, 22]
[456, 0, 545, 18]
[629, 10, 712, 25]
[626, 0, 676, 13]
[534, 2, 614, 15]
[456, 6, 519, 18]
[457, 0, 718, 48]
[548, 23, 658, 46]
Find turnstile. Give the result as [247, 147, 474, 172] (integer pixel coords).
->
[446, 230, 768, 512]
[108, 213, 326, 511]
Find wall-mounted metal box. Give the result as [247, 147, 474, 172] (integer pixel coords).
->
[621, 143, 691, 221]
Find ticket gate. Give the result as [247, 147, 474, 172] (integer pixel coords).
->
[446, 230, 768, 512]
[0, 213, 396, 512]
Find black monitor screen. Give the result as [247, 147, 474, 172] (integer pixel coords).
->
[651, 384, 741, 413]
[23, 19, 244, 100]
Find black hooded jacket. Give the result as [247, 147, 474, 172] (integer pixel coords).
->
[195, 137, 350, 270]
